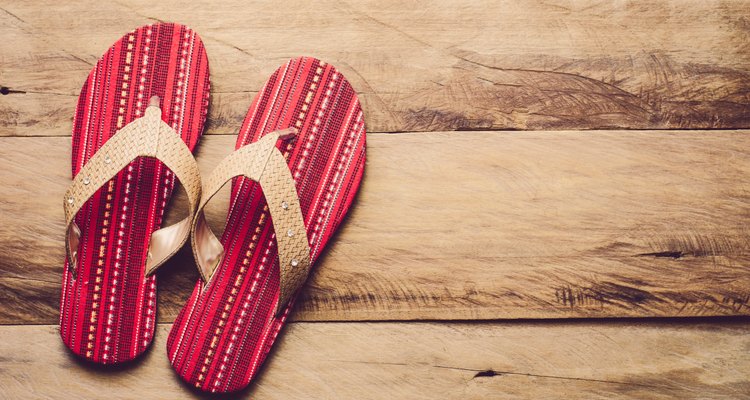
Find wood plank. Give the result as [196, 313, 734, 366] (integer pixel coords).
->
[0, 320, 748, 399]
[1, 0, 749, 136]
[1, 130, 749, 324]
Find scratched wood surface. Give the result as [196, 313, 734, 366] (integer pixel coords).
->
[1, 1, 749, 399]
[1, 320, 749, 399]
[1, 0, 750, 136]
[1, 131, 749, 324]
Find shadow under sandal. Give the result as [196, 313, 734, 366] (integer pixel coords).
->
[167, 56, 366, 392]
[60, 22, 210, 364]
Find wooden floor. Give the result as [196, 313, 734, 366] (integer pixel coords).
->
[1, 0, 749, 398]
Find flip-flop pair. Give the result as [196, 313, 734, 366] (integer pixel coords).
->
[60, 22, 366, 393]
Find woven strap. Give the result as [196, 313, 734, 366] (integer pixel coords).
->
[191, 128, 311, 316]
[63, 96, 202, 279]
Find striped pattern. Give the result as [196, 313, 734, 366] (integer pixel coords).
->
[167, 57, 366, 392]
[59, 23, 210, 364]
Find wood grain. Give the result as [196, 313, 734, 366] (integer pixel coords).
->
[1, 0, 749, 136]
[2, 2, 747, 397]
[1, 130, 749, 324]
[0, 320, 748, 399]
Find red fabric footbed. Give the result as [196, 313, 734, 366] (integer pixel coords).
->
[167, 57, 366, 392]
[60, 23, 210, 364]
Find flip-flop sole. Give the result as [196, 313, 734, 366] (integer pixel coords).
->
[60, 22, 210, 364]
[167, 56, 366, 392]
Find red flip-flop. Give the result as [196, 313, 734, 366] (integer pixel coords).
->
[60, 22, 210, 364]
[167, 56, 366, 392]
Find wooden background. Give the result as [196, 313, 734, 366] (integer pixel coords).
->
[1, 0, 749, 398]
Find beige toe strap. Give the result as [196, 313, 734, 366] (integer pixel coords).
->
[63, 96, 202, 279]
[191, 128, 311, 316]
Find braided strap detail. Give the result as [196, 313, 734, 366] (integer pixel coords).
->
[191, 128, 311, 316]
[63, 96, 201, 278]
